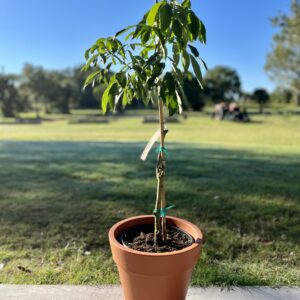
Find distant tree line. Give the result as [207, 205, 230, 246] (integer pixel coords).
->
[0, 64, 107, 118]
[1, 2, 299, 118]
[0, 63, 297, 118]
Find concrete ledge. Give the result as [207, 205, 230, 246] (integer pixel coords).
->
[0, 285, 299, 300]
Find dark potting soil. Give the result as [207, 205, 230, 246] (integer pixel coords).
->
[119, 224, 194, 253]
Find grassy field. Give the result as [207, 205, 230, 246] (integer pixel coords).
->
[0, 113, 299, 286]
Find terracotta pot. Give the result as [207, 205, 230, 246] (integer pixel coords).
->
[109, 215, 203, 300]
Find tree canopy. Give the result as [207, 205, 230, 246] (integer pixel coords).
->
[83, 0, 207, 116]
[0, 74, 24, 117]
[265, 0, 300, 104]
[203, 66, 241, 103]
[252, 88, 270, 113]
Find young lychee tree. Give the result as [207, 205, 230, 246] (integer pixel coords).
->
[83, 0, 207, 245]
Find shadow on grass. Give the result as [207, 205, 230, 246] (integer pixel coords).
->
[0, 141, 299, 285]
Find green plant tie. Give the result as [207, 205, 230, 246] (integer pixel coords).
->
[156, 146, 168, 157]
[153, 208, 160, 217]
[153, 204, 175, 217]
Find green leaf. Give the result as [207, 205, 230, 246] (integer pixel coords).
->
[115, 91, 123, 108]
[146, 52, 160, 66]
[83, 70, 101, 89]
[141, 47, 150, 58]
[84, 53, 101, 68]
[152, 62, 165, 77]
[133, 77, 143, 99]
[175, 90, 183, 114]
[106, 40, 113, 51]
[81, 64, 89, 73]
[199, 20, 207, 44]
[134, 65, 147, 81]
[160, 72, 177, 110]
[106, 39, 118, 52]
[200, 58, 208, 70]
[105, 62, 113, 71]
[96, 38, 105, 46]
[176, 6, 188, 24]
[101, 76, 117, 113]
[188, 44, 199, 57]
[122, 89, 128, 107]
[172, 19, 182, 38]
[125, 31, 135, 41]
[108, 83, 118, 109]
[115, 25, 136, 37]
[164, 72, 175, 94]
[182, 50, 190, 72]
[102, 86, 111, 113]
[173, 43, 180, 65]
[141, 31, 151, 43]
[159, 3, 173, 31]
[190, 54, 203, 88]
[167, 96, 178, 116]
[188, 12, 200, 40]
[96, 39, 106, 54]
[116, 72, 127, 88]
[147, 76, 156, 89]
[100, 54, 107, 64]
[172, 64, 184, 85]
[152, 27, 166, 47]
[172, 64, 189, 107]
[126, 88, 133, 104]
[84, 48, 90, 60]
[182, 0, 191, 8]
[90, 44, 98, 53]
[147, 2, 164, 26]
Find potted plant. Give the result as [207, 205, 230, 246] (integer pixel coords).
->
[83, 0, 207, 299]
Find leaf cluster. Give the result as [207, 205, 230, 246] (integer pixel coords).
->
[83, 0, 207, 115]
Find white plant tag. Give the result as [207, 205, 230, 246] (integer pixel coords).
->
[140, 129, 161, 161]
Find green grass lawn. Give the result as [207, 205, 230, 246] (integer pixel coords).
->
[0, 114, 299, 286]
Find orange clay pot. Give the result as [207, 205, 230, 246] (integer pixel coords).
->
[109, 215, 203, 300]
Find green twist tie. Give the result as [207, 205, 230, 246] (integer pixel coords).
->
[159, 204, 176, 217]
[156, 146, 168, 157]
[153, 208, 160, 217]
[153, 205, 175, 217]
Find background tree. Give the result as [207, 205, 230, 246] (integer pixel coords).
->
[271, 88, 293, 106]
[46, 70, 75, 114]
[21, 64, 77, 115]
[21, 64, 51, 117]
[265, 0, 300, 105]
[203, 66, 241, 103]
[183, 75, 205, 111]
[0, 74, 24, 117]
[252, 88, 270, 113]
[71, 66, 100, 109]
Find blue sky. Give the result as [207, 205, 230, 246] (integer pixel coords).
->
[0, 0, 290, 92]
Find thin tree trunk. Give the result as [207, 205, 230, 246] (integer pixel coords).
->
[158, 99, 166, 241]
[35, 97, 40, 119]
[153, 96, 167, 244]
[154, 174, 161, 245]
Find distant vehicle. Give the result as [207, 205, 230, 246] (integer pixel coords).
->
[212, 102, 250, 122]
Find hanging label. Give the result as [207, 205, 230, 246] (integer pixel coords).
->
[140, 128, 168, 161]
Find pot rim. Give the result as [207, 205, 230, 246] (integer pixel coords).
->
[109, 215, 203, 257]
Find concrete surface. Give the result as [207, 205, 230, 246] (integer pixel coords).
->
[0, 285, 299, 300]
